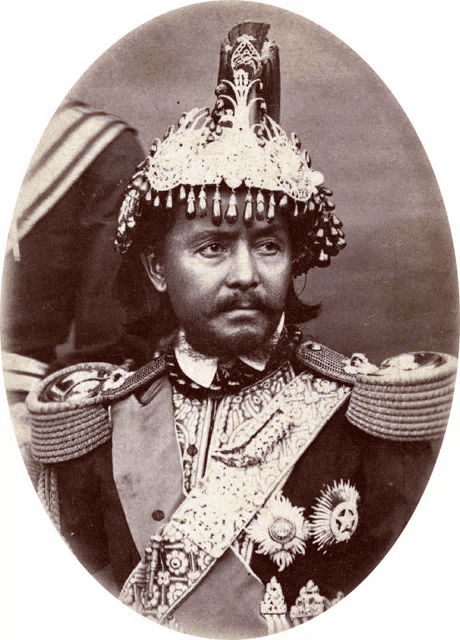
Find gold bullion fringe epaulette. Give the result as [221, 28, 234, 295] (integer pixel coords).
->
[27, 356, 167, 463]
[347, 351, 458, 441]
[295, 340, 362, 384]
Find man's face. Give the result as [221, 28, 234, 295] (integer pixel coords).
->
[144, 203, 292, 358]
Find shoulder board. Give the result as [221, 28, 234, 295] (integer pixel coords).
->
[101, 355, 166, 402]
[295, 340, 357, 384]
[27, 357, 166, 463]
[346, 351, 457, 441]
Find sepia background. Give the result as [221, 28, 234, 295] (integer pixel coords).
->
[63, 0, 459, 365]
[2, 2, 459, 640]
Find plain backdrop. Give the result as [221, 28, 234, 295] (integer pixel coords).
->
[1, 2, 459, 640]
[65, 1, 459, 365]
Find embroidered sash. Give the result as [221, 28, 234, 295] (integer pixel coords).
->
[118, 371, 352, 632]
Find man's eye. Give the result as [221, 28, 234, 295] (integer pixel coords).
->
[258, 241, 281, 255]
[198, 243, 226, 257]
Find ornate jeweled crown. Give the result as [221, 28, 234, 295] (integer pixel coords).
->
[115, 22, 346, 275]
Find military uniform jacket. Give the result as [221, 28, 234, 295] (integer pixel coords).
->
[28, 341, 454, 638]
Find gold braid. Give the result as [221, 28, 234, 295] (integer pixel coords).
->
[37, 464, 60, 533]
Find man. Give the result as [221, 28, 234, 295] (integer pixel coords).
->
[26, 23, 456, 638]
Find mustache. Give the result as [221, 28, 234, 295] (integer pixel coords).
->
[209, 292, 277, 315]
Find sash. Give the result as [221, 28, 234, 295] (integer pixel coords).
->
[115, 370, 352, 634]
[111, 375, 185, 555]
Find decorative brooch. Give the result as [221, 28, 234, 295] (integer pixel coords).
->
[247, 480, 360, 570]
[246, 491, 310, 571]
[311, 480, 360, 552]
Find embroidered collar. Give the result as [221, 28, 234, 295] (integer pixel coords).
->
[174, 314, 286, 388]
[166, 321, 302, 398]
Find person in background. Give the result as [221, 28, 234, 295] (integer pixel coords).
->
[2, 99, 145, 482]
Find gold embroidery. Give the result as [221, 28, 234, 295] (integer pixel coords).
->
[120, 370, 352, 623]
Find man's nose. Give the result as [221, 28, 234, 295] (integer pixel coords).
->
[227, 243, 259, 289]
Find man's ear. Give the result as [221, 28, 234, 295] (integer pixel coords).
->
[141, 248, 167, 293]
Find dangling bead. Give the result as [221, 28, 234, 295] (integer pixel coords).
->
[145, 189, 152, 202]
[199, 185, 207, 215]
[293, 201, 299, 218]
[243, 189, 253, 225]
[225, 191, 238, 223]
[166, 190, 173, 209]
[256, 190, 265, 220]
[331, 214, 343, 228]
[141, 179, 151, 196]
[279, 194, 288, 210]
[179, 185, 187, 202]
[187, 188, 196, 218]
[316, 249, 331, 268]
[153, 193, 160, 208]
[212, 185, 222, 225]
[267, 192, 276, 222]
[307, 198, 316, 213]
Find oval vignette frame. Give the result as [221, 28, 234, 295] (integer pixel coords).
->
[1, 3, 458, 640]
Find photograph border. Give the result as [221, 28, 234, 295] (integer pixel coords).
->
[2, 2, 458, 640]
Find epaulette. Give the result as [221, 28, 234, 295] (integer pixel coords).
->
[346, 351, 457, 441]
[295, 340, 358, 384]
[296, 342, 457, 441]
[27, 356, 166, 463]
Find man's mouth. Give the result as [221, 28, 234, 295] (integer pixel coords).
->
[229, 302, 259, 310]
[213, 295, 270, 315]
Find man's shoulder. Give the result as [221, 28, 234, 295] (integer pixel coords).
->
[345, 350, 457, 442]
[294, 339, 360, 384]
[295, 340, 456, 443]
[27, 346, 456, 464]
[27, 356, 167, 464]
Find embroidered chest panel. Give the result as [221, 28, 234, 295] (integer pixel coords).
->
[120, 368, 353, 624]
[172, 363, 295, 493]
[170, 369, 352, 558]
